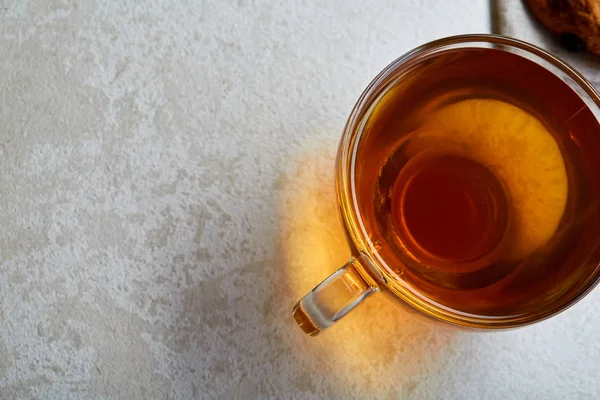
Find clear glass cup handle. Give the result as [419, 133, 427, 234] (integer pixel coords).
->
[292, 258, 377, 336]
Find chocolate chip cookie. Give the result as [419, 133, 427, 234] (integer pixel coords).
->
[526, 0, 600, 55]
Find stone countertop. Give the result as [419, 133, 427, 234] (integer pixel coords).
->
[1, 0, 599, 399]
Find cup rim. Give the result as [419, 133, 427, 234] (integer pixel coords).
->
[336, 34, 600, 329]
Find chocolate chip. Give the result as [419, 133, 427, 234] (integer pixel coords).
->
[560, 33, 587, 52]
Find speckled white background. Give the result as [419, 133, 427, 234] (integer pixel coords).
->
[1, 0, 599, 399]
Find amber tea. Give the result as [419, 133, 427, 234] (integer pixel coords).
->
[353, 48, 600, 317]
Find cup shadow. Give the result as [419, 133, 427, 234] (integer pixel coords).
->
[154, 143, 462, 399]
[274, 147, 459, 398]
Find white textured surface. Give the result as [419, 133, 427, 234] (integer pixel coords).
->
[1, 0, 599, 399]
